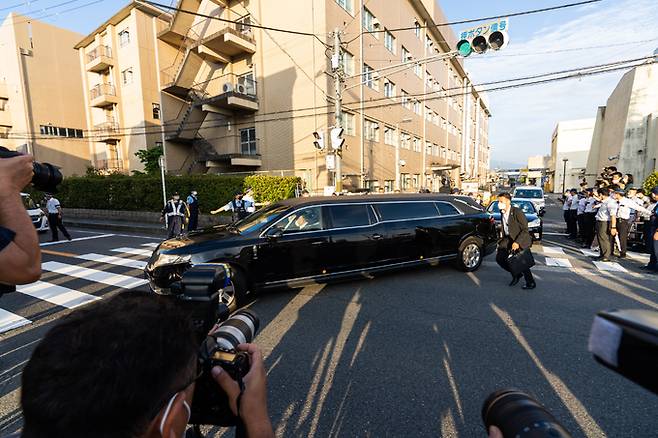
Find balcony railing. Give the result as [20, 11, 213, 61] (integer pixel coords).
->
[95, 158, 123, 172]
[94, 120, 120, 141]
[90, 83, 116, 100]
[87, 45, 112, 63]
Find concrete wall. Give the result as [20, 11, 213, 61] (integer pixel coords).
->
[550, 118, 595, 193]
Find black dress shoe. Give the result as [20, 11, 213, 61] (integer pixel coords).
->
[509, 275, 522, 286]
[522, 282, 537, 290]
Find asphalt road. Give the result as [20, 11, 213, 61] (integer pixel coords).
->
[2, 201, 658, 437]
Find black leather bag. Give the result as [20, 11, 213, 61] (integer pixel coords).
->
[508, 249, 535, 276]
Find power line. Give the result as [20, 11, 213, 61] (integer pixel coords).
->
[345, 0, 603, 45]
[0, 1, 41, 13]
[3, 0, 103, 27]
[143, 0, 330, 48]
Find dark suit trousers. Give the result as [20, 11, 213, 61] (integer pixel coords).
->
[496, 238, 534, 284]
[568, 210, 578, 238]
[596, 220, 612, 258]
[617, 218, 630, 256]
[584, 213, 596, 246]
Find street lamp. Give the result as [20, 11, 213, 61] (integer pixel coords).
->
[561, 158, 568, 194]
[395, 118, 413, 191]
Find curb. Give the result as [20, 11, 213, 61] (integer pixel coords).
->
[65, 220, 165, 236]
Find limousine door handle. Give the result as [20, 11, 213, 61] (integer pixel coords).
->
[371, 233, 384, 240]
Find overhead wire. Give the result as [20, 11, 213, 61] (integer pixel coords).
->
[2, 0, 103, 27]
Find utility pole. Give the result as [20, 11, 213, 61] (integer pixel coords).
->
[561, 158, 568, 194]
[332, 28, 343, 193]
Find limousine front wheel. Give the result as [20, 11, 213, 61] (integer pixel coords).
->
[221, 265, 247, 312]
[457, 238, 483, 272]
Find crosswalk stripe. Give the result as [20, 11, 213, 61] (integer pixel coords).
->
[580, 248, 599, 257]
[141, 242, 159, 248]
[544, 257, 573, 268]
[111, 247, 153, 257]
[17, 281, 100, 309]
[0, 309, 31, 335]
[76, 253, 147, 270]
[42, 261, 147, 289]
[593, 261, 628, 273]
[542, 246, 565, 255]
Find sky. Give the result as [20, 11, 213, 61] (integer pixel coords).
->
[3, 0, 658, 168]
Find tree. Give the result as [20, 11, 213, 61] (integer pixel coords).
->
[134, 146, 163, 175]
[643, 171, 658, 194]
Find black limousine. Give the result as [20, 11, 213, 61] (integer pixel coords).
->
[145, 194, 498, 309]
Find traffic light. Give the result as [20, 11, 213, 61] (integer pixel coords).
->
[330, 127, 345, 150]
[456, 19, 509, 57]
[313, 131, 325, 150]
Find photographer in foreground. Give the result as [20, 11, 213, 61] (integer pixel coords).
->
[19, 292, 274, 438]
[0, 153, 41, 285]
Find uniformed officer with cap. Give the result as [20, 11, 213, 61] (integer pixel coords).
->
[161, 192, 187, 238]
[186, 190, 199, 231]
[211, 192, 254, 222]
[642, 187, 658, 272]
[611, 188, 653, 258]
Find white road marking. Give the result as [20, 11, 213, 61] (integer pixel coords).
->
[76, 253, 147, 270]
[41, 261, 147, 289]
[110, 247, 154, 257]
[580, 248, 599, 257]
[17, 281, 100, 309]
[545, 257, 573, 268]
[543, 232, 569, 236]
[593, 261, 628, 273]
[40, 234, 115, 247]
[0, 310, 31, 335]
[542, 246, 565, 255]
[141, 242, 159, 248]
[627, 251, 650, 263]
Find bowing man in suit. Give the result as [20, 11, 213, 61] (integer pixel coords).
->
[496, 192, 536, 290]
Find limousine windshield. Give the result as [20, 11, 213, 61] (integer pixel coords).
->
[234, 204, 289, 234]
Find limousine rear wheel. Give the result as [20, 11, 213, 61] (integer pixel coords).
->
[457, 238, 483, 272]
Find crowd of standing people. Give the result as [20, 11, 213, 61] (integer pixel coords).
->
[561, 167, 658, 272]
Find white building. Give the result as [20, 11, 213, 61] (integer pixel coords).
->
[549, 118, 596, 193]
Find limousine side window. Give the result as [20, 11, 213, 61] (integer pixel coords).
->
[375, 202, 438, 221]
[280, 206, 324, 233]
[435, 202, 461, 216]
[326, 204, 373, 228]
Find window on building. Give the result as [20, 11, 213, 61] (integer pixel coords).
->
[425, 141, 432, 156]
[413, 137, 421, 152]
[401, 46, 410, 62]
[400, 132, 411, 149]
[384, 180, 394, 192]
[401, 173, 410, 190]
[364, 119, 379, 141]
[384, 29, 396, 53]
[413, 100, 421, 115]
[0, 126, 9, 139]
[363, 64, 378, 90]
[432, 144, 439, 156]
[425, 72, 433, 90]
[340, 50, 354, 76]
[152, 103, 161, 120]
[383, 79, 395, 98]
[0, 98, 7, 111]
[118, 29, 130, 47]
[121, 68, 133, 85]
[401, 90, 410, 109]
[335, 0, 354, 14]
[413, 62, 422, 78]
[363, 7, 379, 33]
[342, 111, 355, 136]
[414, 21, 421, 38]
[240, 127, 257, 155]
[236, 15, 252, 34]
[413, 174, 420, 188]
[76, 129, 84, 138]
[425, 107, 432, 122]
[425, 35, 433, 50]
[384, 126, 396, 146]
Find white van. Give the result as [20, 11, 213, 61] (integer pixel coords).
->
[512, 186, 545, 212]
[21, 193, 49, 232]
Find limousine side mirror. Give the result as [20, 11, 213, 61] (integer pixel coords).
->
[266, 226, 284, 240]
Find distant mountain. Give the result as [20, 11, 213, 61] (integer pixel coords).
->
[490, 159, 525, 170]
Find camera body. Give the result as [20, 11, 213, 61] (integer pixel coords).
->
[164, 264, 259, 426]
[0, 146, 63, 193]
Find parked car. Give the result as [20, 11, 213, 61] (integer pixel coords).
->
[512, 186, 545, 214]
[145, 194, 498, 309]
[21, 193, 49, 233]
[487, 199, 543, 241]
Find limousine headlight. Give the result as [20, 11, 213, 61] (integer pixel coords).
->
[150, 253, 192, 270]
[528, 219, 541, 228]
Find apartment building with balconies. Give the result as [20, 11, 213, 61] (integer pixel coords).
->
[75, 1, 172, 173]
[156, 0, 490, 191]
[0, 13, 89, 176]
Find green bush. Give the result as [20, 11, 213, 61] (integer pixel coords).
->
[643, 171, 658, 195]
[24, 173, 299, 213]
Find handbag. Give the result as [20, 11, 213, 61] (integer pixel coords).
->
[508, 248, 535, 277]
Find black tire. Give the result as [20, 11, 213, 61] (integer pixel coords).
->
[456, 237, 483, 272]
[220, 265, 247, 312]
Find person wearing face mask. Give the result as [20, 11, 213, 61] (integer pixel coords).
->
[17, 292, 274, 438]
[186, 190, 199, 232]
[161, 192, 187, 239]
[495, 192, 536, 290]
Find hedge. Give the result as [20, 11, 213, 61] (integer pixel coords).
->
[26, 174, 300, 213]
[643, 171, 658, 195]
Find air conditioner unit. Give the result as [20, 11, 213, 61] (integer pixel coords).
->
[222, 82, 234, 93]
[236, 83, 247, 94]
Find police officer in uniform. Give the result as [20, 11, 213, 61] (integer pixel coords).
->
[642, 187, 658, 273]
[612, 189, 652, 258]
[594, 187, 617, 262]
[186, 190, 199, 231]
[211, 192, 254, 222]
[568, 188, 579, 239]
[45, 193, 72, 242]
[161, 192, 186, 239]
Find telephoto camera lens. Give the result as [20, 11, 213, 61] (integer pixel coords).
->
[212, 309, 260, 349]
[482, 389, 572, 438]
[31, 162, 63, 193]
